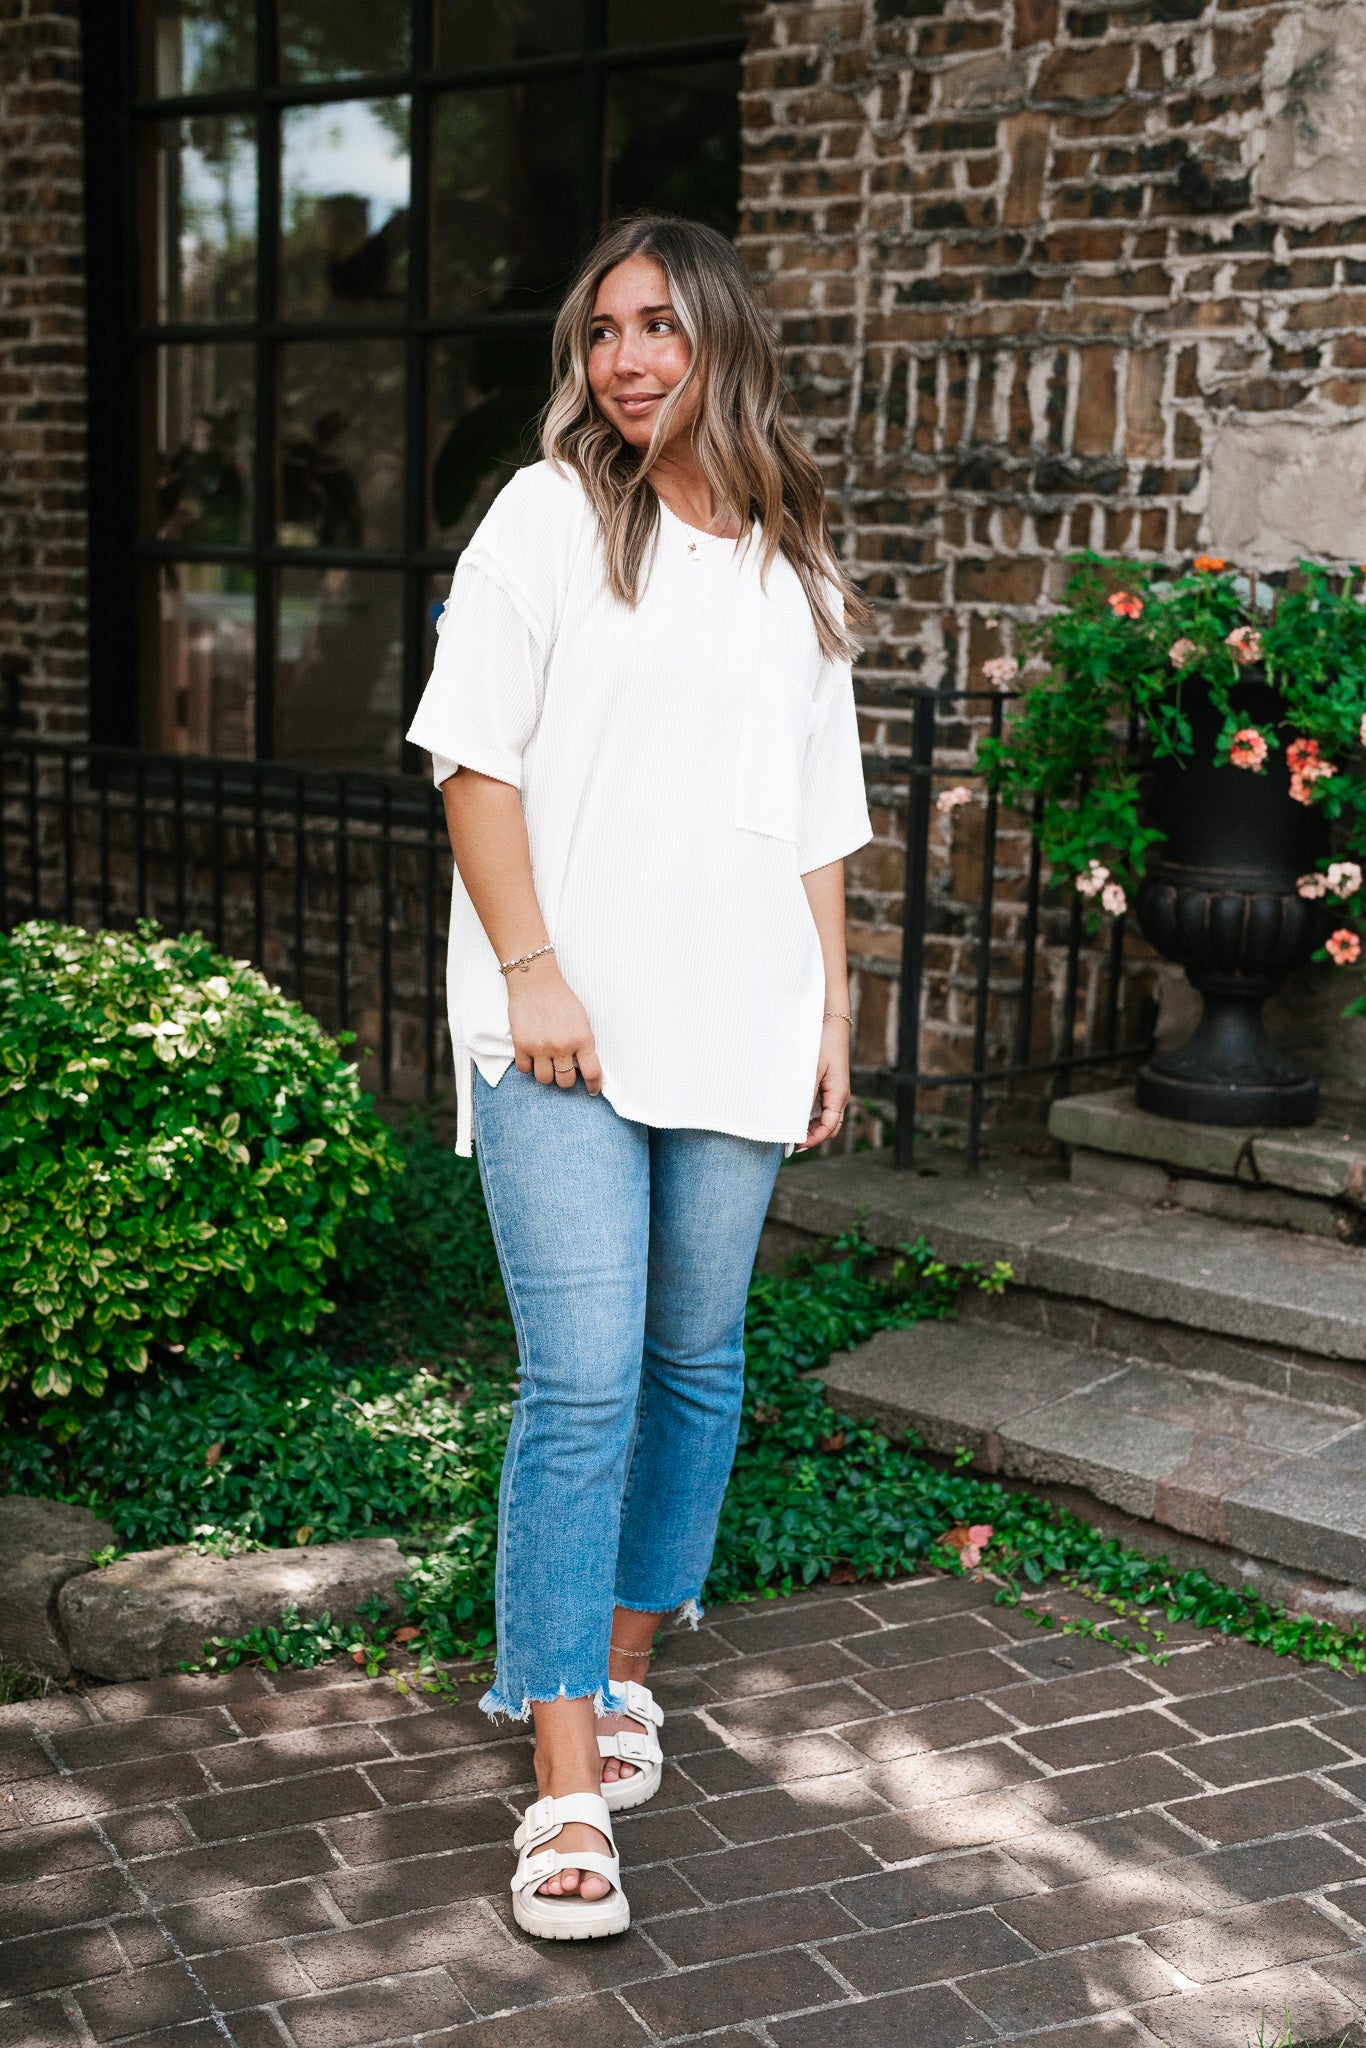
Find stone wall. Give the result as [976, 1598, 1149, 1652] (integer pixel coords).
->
[738, 0, 1366, 1128]
[0, 0, 87, 739]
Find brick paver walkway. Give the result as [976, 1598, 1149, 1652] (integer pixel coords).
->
[7, 1573, 1366, 2047]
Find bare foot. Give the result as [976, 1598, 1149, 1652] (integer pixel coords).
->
[536, 1819, 613, 1900]
[603, 1602, 663, 1793]
[529, 1693, 619, 1903]
[598, 1708, 639, 1790]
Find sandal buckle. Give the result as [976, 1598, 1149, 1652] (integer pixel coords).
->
[523, 1795, 557, 1842]
[616, 1730, 653, 1763]
[516, 1848, 558, 1889]
[621, 1680, 662, 1724]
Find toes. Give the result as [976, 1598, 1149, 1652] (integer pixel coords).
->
[558, 1867, 582, 1893]
[580, 1873, 609, 1900]
[601, 1759, 620, 1782]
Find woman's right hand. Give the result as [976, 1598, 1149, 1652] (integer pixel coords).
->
[506, 956, 603, 1092]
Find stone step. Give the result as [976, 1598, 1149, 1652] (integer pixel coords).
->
[767, 1152, 1366, 1384]
[1049, 1085, 1366, 1243]
[816, 1316, 1366, 1597]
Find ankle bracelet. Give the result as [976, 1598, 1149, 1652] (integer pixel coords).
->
[609, 1643, 653, 1660]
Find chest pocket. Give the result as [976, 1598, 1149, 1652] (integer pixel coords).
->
[735, 667, 814, 845]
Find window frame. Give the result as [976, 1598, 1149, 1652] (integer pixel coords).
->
[80, 0, 745, 761]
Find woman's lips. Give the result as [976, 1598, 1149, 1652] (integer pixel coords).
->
[615, 392, 664, 415]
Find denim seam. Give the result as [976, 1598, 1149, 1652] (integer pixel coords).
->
[473, 1117, 533, 1696]
[476, 1110, 617, 1720]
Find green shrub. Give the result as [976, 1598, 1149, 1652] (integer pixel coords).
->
[0, 920, 400, 1400]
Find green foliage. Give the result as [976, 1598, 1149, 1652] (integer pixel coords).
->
[0, 920, 400, 1400]
[7, 1120, 1366, 1686]
[0, 1663, 45, 1706]
[980, 555, 1366, 926]
[1, 1117, 507, 1563]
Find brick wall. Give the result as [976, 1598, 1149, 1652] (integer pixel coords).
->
[0, 0, 87, 739]
[738, 0, 1366, 1138]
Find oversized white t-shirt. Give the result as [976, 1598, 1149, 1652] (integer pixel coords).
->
[405, 459, 872, 1155]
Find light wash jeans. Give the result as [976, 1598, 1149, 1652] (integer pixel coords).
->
[472, 1065, 783, 1720]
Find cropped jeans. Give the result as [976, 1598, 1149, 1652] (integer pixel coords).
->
[472, 1064, 783, 1721]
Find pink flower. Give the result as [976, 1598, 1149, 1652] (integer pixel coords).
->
[1359, 711, 1366, 746]
[982, 655, 1019, 686]
[1327, 928, 1362, 967]
[1075, 860, 1110, 899]
[936, 785, 972, 816]
[1328, 862, 1363, 899]
[943, 1523, 994, 1570]
[1101, 881, 1128, 916]
[1108, 590, 1143, 618]
[1229, 728, 1268, 772]
[1287, 737, 1335, 799]
[1226, 625, 1262, 664]
[1297, 872, 1330, 900]
[1169, 638, 1197, 669]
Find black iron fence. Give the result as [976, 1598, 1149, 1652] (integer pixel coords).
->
[860, 689, 1155, 1168]
[0, 718, 1155, 1159]
[0, 738, 453, 1105]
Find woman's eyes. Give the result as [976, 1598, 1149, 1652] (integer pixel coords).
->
[588, 319, 675, 343]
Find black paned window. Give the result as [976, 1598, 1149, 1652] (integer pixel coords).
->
[99, 0, 744, 770]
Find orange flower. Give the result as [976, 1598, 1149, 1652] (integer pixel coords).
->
[1286, 737, 1334, 787]
[1193, 555, 1226, 572]
[1327, 929, 1362, 967]
[943, 1524, 994, 1570]
[1108, 590, 1143, 618]
[1228, 728, 1268, 771]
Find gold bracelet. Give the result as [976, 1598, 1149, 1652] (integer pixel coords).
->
[824, 1009, 853, 1025]
[608, 1643, 653, 1659]
[499, 942, 555, 977]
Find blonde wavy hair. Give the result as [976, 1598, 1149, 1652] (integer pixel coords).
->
[541, 214, 870, 663]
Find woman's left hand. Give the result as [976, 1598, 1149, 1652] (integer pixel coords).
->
[800, 1016, 851, 1149]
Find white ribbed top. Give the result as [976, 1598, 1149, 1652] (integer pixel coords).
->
[405, 460, 872, 1156]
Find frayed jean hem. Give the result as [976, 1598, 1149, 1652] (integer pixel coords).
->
[613, 1593, 704, 1629]
[478, 1679, 612, 1725]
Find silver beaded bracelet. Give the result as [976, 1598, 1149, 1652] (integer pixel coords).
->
[499, 942, 555, 977]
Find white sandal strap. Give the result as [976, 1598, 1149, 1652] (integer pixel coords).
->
[513, 1845, 622, 1896]
[598, 1726, 662, 1767]
[514, 1789, 617, 1852]
[607, 1679, 664, 1727]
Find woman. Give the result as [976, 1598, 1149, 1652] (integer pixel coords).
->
[406, 213, 871, 1941]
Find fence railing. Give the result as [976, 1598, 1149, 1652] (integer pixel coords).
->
[0, 720, 1156, 1161]
[0, 739, 453, 1105]
[858, 689, 1155, 1168]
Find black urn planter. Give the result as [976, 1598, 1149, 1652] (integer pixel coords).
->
[1134, 668, 1328, 1127]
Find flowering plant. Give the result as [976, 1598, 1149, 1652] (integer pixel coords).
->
[979, 554, 1366, 1003]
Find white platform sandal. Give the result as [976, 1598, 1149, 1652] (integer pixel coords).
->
[599, 1677, 664, 1813]
[510, 1792, 630, 1941]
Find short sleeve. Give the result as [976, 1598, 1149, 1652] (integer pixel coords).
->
[405, 460, 589, 790]
[797, 659, 872, 873]
[405, 562, 543, 791]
